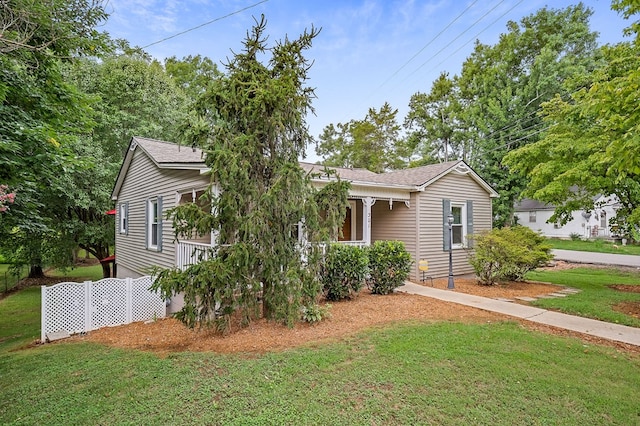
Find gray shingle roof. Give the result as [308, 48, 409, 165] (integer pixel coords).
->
[299, 162, 380, 182]
[133, 137, 206, 166]
[367, 160, 463, 186]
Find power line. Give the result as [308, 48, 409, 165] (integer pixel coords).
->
[141, 0, 269, 49]
[403, 0, 506, 82]
[376, 0, 480, 90]
[429, 0, 525, 75]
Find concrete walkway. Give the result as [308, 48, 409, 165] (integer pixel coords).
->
[553, 249, 640, 268]
[399, 281, 640, 347]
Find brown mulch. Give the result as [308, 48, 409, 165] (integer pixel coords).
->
[78, 267, 640, 356]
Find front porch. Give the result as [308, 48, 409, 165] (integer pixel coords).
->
[175, 195, 413, 270]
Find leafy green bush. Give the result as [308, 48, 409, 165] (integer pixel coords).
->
[367, 241, 413, 295]
[321, 244, 369, 301]
[300, 303, 331, 323]
[569, 232, 582, 241]
[468, 226, 553, 285]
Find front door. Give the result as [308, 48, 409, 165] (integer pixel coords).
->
[339, 206, 352, 241]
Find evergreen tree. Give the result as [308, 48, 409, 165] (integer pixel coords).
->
[153, 16, 350, 329]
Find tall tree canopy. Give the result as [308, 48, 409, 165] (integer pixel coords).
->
[153, 16, 350, 329]
[0, 0, 109, 276]
[504, 3, 640, 235]
[405, 72, 462, 164]
[455, 4, 599, 226]
[316, 102, 407, 172]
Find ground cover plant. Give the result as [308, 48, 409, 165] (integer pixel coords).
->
[527, 267, 640, 327]
[546, 238, 640, 255]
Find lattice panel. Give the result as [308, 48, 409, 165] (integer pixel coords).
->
[43, 282, 86, 336]
[131, 277, 165, 322]
[91, 278, 128, 329]
[42, 276, 167, 342]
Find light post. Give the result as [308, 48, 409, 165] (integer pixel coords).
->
[447, 212, 455, 289]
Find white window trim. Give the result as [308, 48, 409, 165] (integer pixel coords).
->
[451, 202, 467, 249]
[119, 203, 128, 235]
[147, 198, 159, 250]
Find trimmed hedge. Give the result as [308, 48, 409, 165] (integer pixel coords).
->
[367, 241, 413, 295]
[321, 244, 369, 301]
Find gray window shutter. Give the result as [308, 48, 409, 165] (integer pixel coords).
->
[145, 198, 149, 249]
[443, 199, 451, 251]
[466, 200, 473, 247]
[157, 196, 163, 252]
[125, 202, 129, 236]
[117, 203, 121, 234]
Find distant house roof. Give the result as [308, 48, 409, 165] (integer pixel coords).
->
[514, 199, 555, 211]
[112, 136, 499, 200]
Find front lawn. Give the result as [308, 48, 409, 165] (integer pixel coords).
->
[1, 270, 640, 424]
[546, 238, 640, 255]
[527, 267, 640, 327]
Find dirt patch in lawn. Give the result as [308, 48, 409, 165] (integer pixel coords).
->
[609, 284, 640, 294]
[77, 275, 640, 356]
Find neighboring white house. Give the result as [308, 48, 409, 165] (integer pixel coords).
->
[514, 195, 621, 239]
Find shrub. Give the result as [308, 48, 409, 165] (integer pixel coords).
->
[468, 226, 553, 285]
[367, 241, 413, 295]
[569, 232, 582, 241]
[300, 303, 331, 323]
[321, 244, 369, 301]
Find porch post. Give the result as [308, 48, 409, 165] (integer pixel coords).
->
[362, 197, 376, 246]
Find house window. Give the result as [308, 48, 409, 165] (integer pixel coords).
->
[443, 199, 472, 250]
[451, 205, 464, 246]
[529, 211, 536, 223]
[119, 202, 128, 235]
[147, 197, 162, 251]
[600, 211, 607, 228]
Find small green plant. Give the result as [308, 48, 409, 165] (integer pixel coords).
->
[367, 241, 413, 295]
[469, 226, 552, 285]
[321, 244, 369, 301]
[300, 303, 331, 323]
[569, 232, 582, 241]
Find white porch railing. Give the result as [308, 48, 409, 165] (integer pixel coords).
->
[176, 241, 213, 270]
[336, 240, 368, 248]
[176, 240, 369, 269]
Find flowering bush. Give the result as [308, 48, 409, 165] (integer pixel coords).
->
[0, 185, 15, 213]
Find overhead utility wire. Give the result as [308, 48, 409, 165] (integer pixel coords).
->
[429, 0, 525, 74]
[376, 0, 479, 90]
[141, 0, 269, 49]
[402, 0, 506, 82]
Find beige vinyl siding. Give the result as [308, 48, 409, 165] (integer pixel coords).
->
[416, 172, 493, 278]
[370, 196, 417, 265]
[115, 148, 209, 277]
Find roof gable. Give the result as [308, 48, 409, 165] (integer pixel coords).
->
[111, 137, 207, 200]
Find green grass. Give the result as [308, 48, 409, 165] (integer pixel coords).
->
[546, 238, 640, 255]
[1, 278, 640, 425]
[527, 267, 640, 327]
[0, 322, 638, 425]
[48, 264, 104, 281]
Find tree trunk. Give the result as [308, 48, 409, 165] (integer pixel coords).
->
[28, 264, 45, 279]
[100, 262, 111, 278]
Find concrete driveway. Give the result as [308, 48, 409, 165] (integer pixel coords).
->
[552, 249, 640, 268]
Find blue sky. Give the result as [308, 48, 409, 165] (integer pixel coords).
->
[102, 0, 631, 161]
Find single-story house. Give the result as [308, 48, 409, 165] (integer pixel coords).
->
[111, 137, 498, 311]
[514, 196, 620, 239]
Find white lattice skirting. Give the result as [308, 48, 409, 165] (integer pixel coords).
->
[41, 276, 165, 342]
